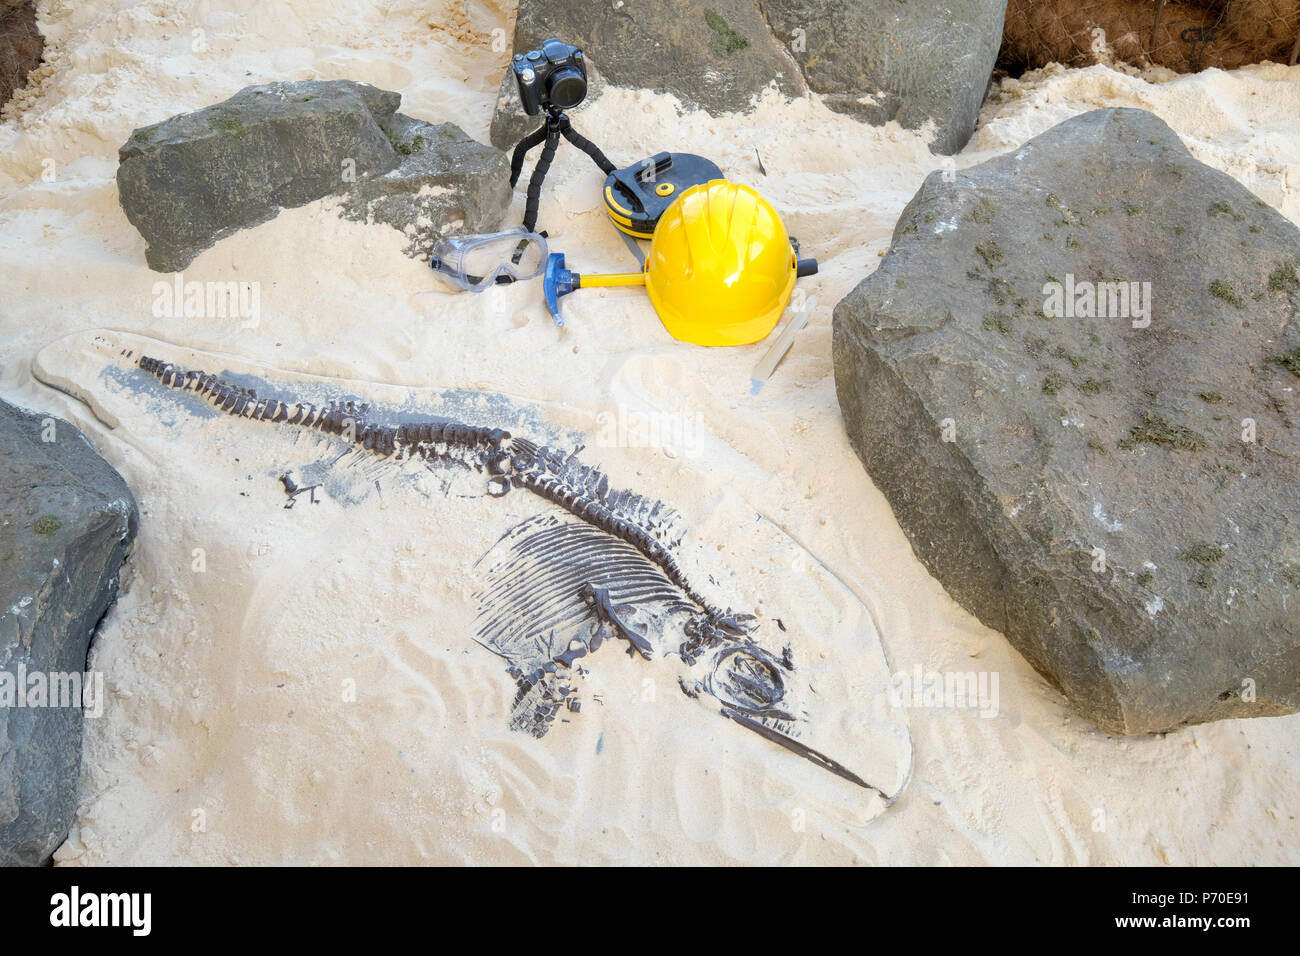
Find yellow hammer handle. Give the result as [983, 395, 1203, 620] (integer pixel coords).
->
[577, 272, 647, 289]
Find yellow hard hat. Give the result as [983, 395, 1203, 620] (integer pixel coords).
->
[644, 180, 799, 347]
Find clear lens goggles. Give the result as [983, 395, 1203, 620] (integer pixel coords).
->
[429, 228, 548, 292]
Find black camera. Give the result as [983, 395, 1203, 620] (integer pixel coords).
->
[512, 37, 588, 116]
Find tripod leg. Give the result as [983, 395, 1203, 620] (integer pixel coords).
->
[560, 123, 616, 176]
[522, 128, 561, 233]
[510, 123, 550, 188]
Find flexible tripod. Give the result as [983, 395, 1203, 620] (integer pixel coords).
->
[510, 106, 615, 233]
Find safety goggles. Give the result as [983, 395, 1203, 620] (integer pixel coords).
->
[428, 228, 548, 292]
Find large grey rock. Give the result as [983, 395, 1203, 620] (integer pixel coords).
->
[490, 0, 1005, 155]
[489, 0, 805, 151]
[833, 108, 1300, 735]
[761, 0, 1008, 155]
[1, 399, 138, 865]
[342, 114, 511, 258]
[117, 80, 511, 272]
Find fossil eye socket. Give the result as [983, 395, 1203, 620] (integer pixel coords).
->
[707, 646, 786, 714]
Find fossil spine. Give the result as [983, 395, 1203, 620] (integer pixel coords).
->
[136, 355, 714, 614]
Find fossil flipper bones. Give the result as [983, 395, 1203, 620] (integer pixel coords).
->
[33, 330, 911, 817]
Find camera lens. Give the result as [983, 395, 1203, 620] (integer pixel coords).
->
[546, 67, 586, 109]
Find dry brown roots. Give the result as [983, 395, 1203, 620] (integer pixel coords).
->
[0, 1, 42, 109]
[1000, 0, 1300, 74]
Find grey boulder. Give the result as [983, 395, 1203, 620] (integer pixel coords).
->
[761, 0, 1008, 156]
[117, 80, 511, 272]
[1, 399, 138, 865]
[490, 0, 1005, 155]
[489, 0, 805, 151]
[342, 113, 511, 258]
[833, 108, 1300, 735]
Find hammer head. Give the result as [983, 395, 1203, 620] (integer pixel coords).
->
[543, 253, 577, 327]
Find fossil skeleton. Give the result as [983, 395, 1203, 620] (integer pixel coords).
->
[131, 350, 890, 797]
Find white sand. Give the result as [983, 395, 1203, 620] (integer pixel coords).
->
[1, 1, 1298, 865]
